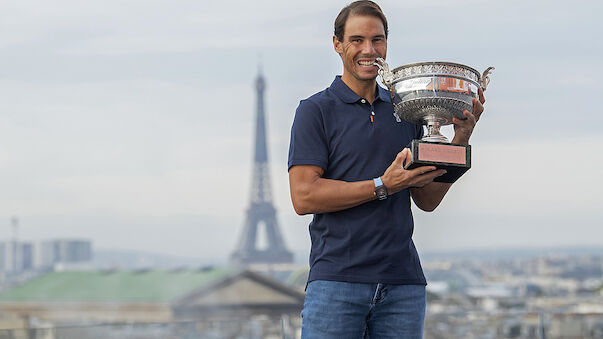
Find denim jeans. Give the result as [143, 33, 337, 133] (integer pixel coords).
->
[301, 280, 426, 339]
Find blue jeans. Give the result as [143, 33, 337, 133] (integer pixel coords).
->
[301, 280, 426, 339]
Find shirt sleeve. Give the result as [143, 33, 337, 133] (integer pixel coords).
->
[288, 99, 329, 171]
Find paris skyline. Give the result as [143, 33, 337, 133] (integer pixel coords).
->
[0, 0, 601, 262]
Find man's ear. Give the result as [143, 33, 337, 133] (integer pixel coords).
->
[333, 35, 343, 55]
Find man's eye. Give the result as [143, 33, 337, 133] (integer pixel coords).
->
[352, 39, 362, 43]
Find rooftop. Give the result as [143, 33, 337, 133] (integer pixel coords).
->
[0, 268, 233, 303]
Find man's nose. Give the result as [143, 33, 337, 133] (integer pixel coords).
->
[361, 40, 377, 55]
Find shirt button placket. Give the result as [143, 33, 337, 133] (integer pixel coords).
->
[371, 103, 376, 124]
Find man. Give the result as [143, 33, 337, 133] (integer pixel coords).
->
[288, 1, 485, 338]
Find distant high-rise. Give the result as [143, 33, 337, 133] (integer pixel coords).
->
[10, 216, 19, 272]
[230, 68, 293, 266]
[0, 241, 31, 273]
[0, 217, 31, 274]
[0, 217, 92, 273]
[38, 239, 92, 268]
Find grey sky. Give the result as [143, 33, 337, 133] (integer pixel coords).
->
[1, 0, 602, 262]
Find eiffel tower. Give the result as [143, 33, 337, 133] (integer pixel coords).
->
[230, 68, 293, 266]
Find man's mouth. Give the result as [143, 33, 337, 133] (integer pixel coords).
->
[356, 58, 377, 72]
[357, 59, 377, 68]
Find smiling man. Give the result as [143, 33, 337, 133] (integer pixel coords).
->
[288, 1, 485, 338]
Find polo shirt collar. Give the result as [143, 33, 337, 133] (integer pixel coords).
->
[330, 76, 392, 104]
[376, 83, 392, 103]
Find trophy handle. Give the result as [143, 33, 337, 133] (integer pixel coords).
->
[374, 58, 394, 90]
[479, 67, 495, 91]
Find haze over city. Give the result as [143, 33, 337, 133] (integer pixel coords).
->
[0, 0, 601, 262]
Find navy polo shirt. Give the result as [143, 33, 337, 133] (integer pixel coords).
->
[288, 76, 426, 285]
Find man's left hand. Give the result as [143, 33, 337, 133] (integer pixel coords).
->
[452, 88, 486, 144]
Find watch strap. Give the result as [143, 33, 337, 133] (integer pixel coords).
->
[373, 177, 387, 200]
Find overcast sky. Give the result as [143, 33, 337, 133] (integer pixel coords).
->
[1, 0, 602, 263]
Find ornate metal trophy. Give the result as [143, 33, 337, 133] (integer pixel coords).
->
[375, 58, 494, 183]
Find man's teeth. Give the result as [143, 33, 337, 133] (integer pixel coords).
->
[358, 60, 374, 66]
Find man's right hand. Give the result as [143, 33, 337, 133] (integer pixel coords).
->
[381, 148, 446, 195]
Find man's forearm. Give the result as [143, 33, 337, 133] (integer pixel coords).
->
[452, 132, 470, 145]
[290, 177, 377, 215]
[410, 182, 451, 212]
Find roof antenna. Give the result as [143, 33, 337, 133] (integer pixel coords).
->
[11, 216, 18, 242]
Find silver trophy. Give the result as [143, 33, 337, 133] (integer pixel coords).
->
[375, 58, 494, 183]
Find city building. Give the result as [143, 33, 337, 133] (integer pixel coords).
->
[0, 240, 33, 274]
[0, 268, 304, 338]
[36, 239, 92, 269]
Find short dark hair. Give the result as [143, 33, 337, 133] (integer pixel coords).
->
[334, 1, 389, 42]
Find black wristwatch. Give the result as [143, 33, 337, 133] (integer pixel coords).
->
[373, 177, 387, 200]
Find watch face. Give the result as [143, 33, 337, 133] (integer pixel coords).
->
[376, 186, 387, 200]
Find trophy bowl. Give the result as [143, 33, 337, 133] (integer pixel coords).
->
[376, 58, 494, 142]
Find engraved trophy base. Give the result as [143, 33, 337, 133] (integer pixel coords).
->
[404, 139, 471, 183]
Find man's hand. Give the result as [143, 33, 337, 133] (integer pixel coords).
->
[452, 88, 486, 144]
[381, 148, 446, 195]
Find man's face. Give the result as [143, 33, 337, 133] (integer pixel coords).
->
[334, 14, 387, 82]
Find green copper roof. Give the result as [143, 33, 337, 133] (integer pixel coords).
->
[0, 268, 233, 303]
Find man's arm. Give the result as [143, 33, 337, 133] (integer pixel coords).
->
[289, 151, 446, 215]
[289, 165, 375, 215]
[410, 89, 486, 212]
